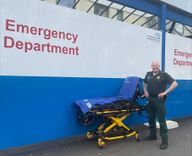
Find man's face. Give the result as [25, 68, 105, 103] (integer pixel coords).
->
[151, 62, 160, 73]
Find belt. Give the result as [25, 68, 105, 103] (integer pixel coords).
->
[149, 95, 158, 97]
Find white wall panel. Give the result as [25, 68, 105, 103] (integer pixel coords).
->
[0, 0, 161, 78]
[165, 34, 192, 80]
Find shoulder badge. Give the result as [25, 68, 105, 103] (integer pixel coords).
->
[157, 76, 160, 79]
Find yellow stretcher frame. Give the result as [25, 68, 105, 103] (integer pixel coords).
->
[86, 107, 141, 148]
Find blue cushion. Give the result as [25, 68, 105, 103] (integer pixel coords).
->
[75, 76, 141, 114]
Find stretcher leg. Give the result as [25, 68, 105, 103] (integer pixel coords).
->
[87, 113, 140, 147]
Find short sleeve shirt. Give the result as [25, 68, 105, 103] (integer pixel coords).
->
[144, 71, 174, 96]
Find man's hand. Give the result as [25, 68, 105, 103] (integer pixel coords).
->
[158, 92, 167, 98]
[144, 91, 149, 98]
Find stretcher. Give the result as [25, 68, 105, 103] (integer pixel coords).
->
[75, 76, 146, 147]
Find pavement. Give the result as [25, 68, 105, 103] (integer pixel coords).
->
[0, 117, 191, 156]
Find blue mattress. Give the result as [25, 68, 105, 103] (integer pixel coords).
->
[75, 76, 141, 114]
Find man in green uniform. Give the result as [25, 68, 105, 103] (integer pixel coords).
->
[143, 60, 178, 150]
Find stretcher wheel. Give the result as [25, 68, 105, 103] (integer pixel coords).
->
[98, 138, 106, 148]
[86, 131, 94, 140]
[135, 133, 140, 142]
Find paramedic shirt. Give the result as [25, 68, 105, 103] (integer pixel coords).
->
[144, 71, 174, 96]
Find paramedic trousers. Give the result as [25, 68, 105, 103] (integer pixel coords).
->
[146, 96, 168, 143]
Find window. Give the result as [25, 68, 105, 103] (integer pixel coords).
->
[116, 10, 123, 21]
[173, 23, 184, 36]
[146, 16, 160, 30]
[57, 0, 75, 8]
[94, 3, 109, 17]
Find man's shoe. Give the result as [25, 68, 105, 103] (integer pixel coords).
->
[143, 136, 157, 141]
[160, 142, 168, 150]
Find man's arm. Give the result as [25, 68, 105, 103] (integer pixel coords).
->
[158, 81, 178, 98]
[143, 82, 149, 98]
[165, 81, 178, 94]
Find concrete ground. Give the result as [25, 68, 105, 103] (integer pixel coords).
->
[0, 117, 191, 156]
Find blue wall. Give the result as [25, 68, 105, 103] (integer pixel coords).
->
[0, 76, 191, 150]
